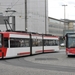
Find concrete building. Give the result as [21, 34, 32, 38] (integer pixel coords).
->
[48, 17, 75, 37]
[0, 0, 48, 34]
[48, 17, 65, 36]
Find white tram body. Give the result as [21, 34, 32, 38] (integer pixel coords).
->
[0, 31, 59, 58]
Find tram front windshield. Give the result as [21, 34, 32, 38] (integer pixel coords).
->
[0, 34, 2, 47]
[68, 37, 75, 48]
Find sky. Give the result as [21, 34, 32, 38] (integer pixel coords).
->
[48, 0, 75, 20]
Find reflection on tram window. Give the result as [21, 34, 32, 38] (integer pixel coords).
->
[32, 39, 42, 46]
[10, 38, 30, 48]
[44, 40, 59, 46]
[44, 40, 49, 46]
[25, 39, 30, 47]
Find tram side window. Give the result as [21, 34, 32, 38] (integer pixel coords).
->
[32, 39, 42, 46]
[10, 38, 30, 48]
[55, 40, 59, 46]
[4, 38, 8, 48]
[44, 40, 59, 46]
[44, 40, 49, 46]
[24, 39, 30, 47]
[10, 39, 20, 47]
[38, 39, 42, 46]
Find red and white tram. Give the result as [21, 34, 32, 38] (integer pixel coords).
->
[0, 31, 59, 59]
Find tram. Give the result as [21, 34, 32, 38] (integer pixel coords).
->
[0, 31, 59, 59]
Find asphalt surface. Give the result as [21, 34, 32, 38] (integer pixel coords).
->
[0, 49, 75, 75]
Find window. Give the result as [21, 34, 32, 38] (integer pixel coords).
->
[24, 39, 30, 47]
[32, 39, 42, 46]
[10, 38, 30, 48]
[44, 40, 59, 46]
[68, 37, 75, 48]
[4, 38, 8, 48]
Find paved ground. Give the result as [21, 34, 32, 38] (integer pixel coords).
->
[25, 50, 74, 67]
[0, 49, 75, 75]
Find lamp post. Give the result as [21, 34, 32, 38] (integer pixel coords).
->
[25, 0, 27, 32]
[62, 5, 67, 36]
[45, 0, 47, 34]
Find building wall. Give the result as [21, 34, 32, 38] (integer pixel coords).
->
[68, 22, 74, 30]
[73, 23, 75, 31]
[0, 0, 25, 31]
[0, 0, 48, 34]
[27, 0, 48, 34]
[48, 17, 75, 36]
[48, 17, 64, 36]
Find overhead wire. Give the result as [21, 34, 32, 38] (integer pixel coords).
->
[9, 0, 20, 9]
[0, 0, 25, 17]
[5, 0, 21, 16]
